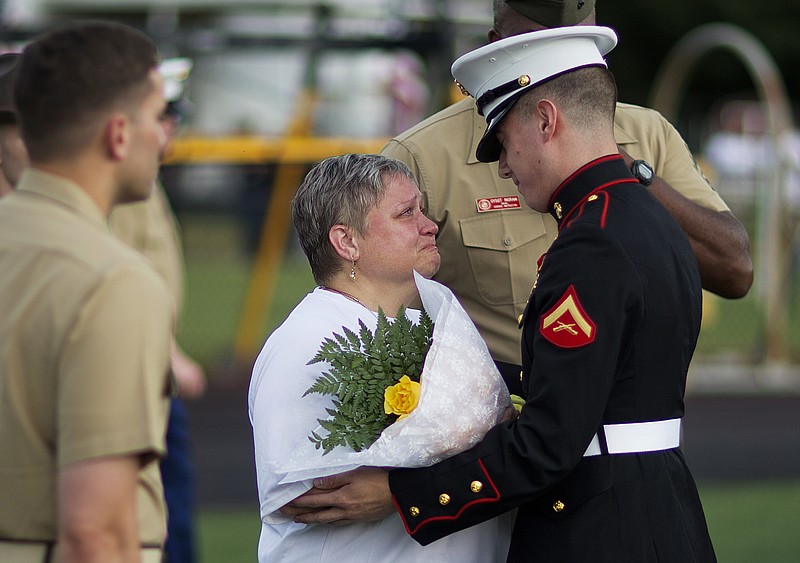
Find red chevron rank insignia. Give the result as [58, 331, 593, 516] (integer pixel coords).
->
[540, 285, 596, 348]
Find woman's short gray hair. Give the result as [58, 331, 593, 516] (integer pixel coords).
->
[291, 153, 416, 285]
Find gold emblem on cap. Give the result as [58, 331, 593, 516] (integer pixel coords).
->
[517, 74, 531, 87]
[470, 481, 483, 493]
[409, 506, 420, 517]
[553, 500, 565, 513]
[438, 493, 451, 506]
[554, 202, 563, 219]
[587, 194, 598, 202]
[454, 79, 470, 97]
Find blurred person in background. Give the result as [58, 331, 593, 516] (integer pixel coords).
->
[387, 52, 430, 135]
[381, 0, 753, 395]
[0, 53, 25, 195]
[703, 99, 800, 207]
[109, 56, 206, 563]
[0, 21, 173, 562]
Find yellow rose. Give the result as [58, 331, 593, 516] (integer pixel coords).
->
[384, 375, 421, 419]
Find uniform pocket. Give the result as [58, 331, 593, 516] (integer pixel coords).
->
[459, 211, 549, 305]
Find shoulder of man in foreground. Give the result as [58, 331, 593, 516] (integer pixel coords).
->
[387, 96, 476, 144]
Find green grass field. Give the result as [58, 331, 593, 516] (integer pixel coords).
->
[196, 480, 800, 563]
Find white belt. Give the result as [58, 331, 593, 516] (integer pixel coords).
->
[583, 418, 681, 457]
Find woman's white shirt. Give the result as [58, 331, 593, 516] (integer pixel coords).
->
[248, 288, 511, 562]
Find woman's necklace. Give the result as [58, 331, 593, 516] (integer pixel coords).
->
[319, 286, 377, 315]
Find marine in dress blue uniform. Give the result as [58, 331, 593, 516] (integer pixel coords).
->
[387, 27, 716, 562]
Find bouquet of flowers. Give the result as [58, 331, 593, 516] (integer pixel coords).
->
[304, 305, 433, 454]
[276, 272, 511, 484]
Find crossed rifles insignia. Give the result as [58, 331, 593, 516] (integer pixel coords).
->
[539, 285, 596, 348]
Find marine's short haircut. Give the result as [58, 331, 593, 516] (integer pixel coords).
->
[516, 66, 617, 132]
[14, 21, 159, 162]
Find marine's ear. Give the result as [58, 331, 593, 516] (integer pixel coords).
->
[104, 112, 131, 161]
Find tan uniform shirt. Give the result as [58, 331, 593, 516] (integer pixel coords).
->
[109, 182, 184, 310]
[0, 170, 173, 547]
[382, 97, 729, 366]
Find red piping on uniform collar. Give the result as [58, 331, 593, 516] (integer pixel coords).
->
[548, 154, 623, 211]
[560, 177, 640, 230]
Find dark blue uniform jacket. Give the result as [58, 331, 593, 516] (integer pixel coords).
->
[389, 155, 716, 562]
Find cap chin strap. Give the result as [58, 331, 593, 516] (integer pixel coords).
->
[476, 74, 531, 116]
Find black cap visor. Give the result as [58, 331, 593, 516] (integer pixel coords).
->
[475, 91, 526, 163]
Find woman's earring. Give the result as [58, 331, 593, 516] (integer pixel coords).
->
[349, 260, 356, 282]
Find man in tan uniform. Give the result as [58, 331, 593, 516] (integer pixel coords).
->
[110, 58, 206, 563]
[0, 22, 173, 563]
[381, 0, 754, 393]
[110, 57, 206, 403]
[0, 46, 204, 563]
[109, 182, 204, 563]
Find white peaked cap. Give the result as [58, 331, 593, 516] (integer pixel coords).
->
[451, 26, 618, 162]
[159, 57, 193, 103]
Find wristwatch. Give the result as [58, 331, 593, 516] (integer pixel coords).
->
[631, 159, 654, 186]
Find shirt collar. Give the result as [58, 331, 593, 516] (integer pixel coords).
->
[16, 168, 109, 230]
[548, 155, 637, 226]
[613, 119, 637, 147]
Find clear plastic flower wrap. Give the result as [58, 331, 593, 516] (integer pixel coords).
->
[275, 272, 511, 485]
